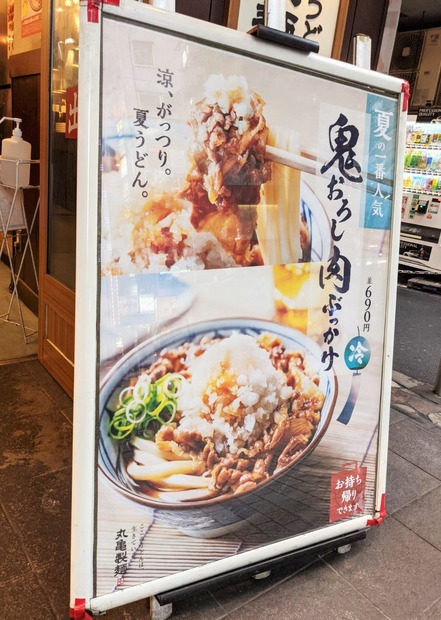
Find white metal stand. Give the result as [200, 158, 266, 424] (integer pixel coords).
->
[0, 157, 40, 343]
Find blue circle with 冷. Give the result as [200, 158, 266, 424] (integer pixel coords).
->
[344, 336, 371, 370]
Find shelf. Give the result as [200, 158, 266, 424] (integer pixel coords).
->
[402, 187, 441, 197]
[404, 168, 441, 175]
[406, 143, 441, 149]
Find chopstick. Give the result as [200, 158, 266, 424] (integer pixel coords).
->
[265, 145, 394, 190]
[265, 145, 318, 176]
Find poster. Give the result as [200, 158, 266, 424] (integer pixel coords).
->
[7, 0, 41, 55]
[21, 0, 42, 38]
[7, 0, 15, 57]
[234, 0, 342, 58]
[96, 16, 398, 598]
[65, 85, 79, 140]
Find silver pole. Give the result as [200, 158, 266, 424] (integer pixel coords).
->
[353, 34, 372, 70]
[267, 0, 285, 30]
[150, 0, 176, 10]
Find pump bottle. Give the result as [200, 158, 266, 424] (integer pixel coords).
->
[1, 119, 31, 188]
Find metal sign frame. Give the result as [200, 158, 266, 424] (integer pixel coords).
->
[71, 1, 407, 615]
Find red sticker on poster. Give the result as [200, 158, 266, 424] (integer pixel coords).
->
[65, 85, 79, 140]
[329, 461, 367, 523]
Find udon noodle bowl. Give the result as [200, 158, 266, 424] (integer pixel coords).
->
[106, 332, 325, 503]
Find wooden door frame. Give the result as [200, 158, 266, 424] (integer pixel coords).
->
[38, 0, 75, 397]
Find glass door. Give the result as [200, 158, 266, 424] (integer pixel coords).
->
[38, 0, 79, 396]
[47, 0, 79, 290]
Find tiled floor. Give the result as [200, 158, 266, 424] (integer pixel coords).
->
[1, 359, 441, 619]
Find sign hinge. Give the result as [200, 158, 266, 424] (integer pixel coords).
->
[366, 493, 387, 526]
[86, 0, 119, 23]
[69, 598, 94, 619]
[86, 0, 100, 23]
[401, 80, 411, 112]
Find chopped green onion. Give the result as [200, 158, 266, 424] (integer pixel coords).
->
[118, 386, 134, 407]
[162, 374, 185, 398]
[158, 401, 176, 425]
[132, 376, 152, 402]
[109, 372, 184, 441]
[125, 401, 148, 425]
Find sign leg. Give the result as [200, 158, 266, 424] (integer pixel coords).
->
[147, 597, 173, 620]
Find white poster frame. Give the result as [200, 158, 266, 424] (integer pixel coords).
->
[70, 0, 406, 615]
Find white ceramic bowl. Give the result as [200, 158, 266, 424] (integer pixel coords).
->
[99, 319, 337, 536]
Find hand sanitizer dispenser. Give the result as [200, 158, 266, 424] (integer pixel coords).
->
[1, 118, 32, 188]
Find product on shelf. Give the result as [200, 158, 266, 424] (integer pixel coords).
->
[404, 123, 441, 193]
[401, 122, 441, 273]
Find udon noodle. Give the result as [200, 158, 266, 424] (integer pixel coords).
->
[108, 332, 325, 503]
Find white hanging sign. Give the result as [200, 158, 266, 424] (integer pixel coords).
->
[235, 0, 343, 58]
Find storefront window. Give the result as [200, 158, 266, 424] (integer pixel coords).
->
[47, 0, 79, 290]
